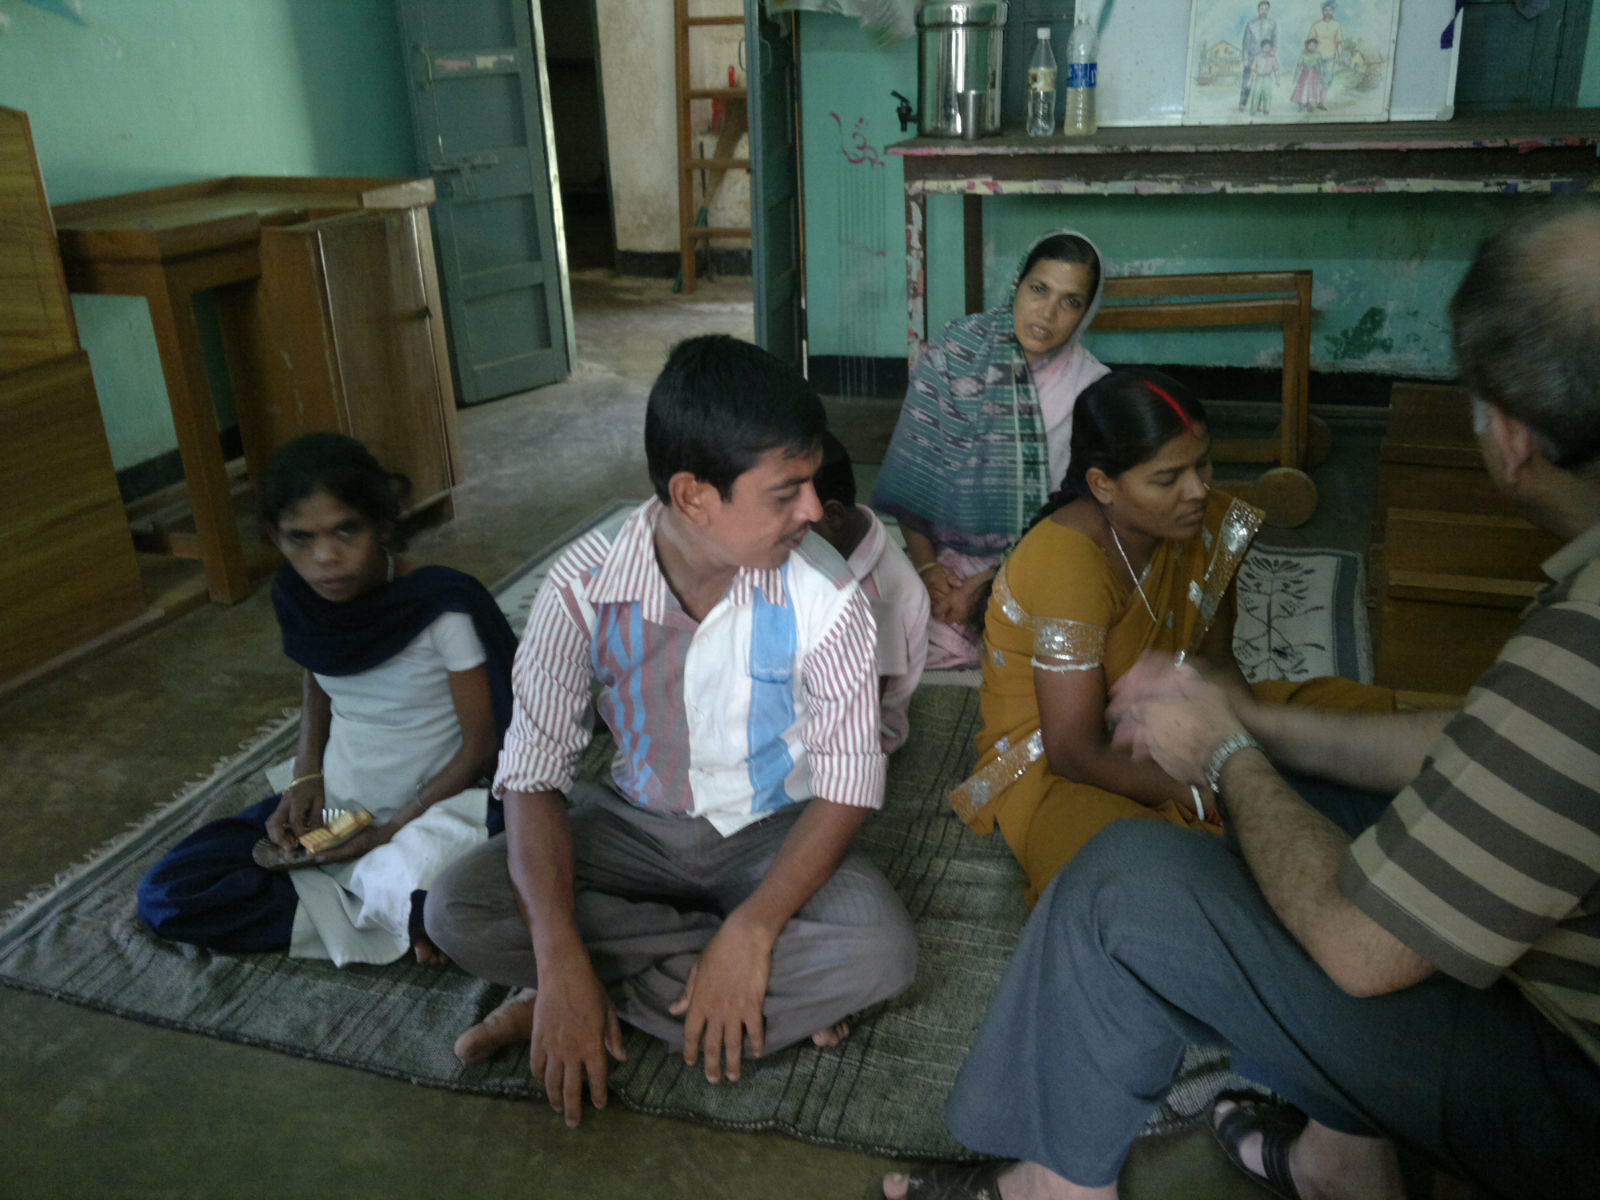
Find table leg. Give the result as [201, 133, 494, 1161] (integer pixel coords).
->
[1280, 304, 1308, 469]
[144, 277, 252, 604]
[905, 189, 927, 360]
[212, 278, 271, 493]
[964, 192, 984, 315]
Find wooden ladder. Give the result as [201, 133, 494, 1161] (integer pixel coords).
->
[674, 0, 749, 292]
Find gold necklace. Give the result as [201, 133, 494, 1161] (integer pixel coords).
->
[1107, 520, 1158, 623]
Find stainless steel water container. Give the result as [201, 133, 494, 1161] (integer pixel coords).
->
[917, 1, 1008, 138]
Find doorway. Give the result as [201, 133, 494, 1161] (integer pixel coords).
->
[543, 0, 616, 271]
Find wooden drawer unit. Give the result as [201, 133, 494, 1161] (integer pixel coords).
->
[0, 352, 146, 683]
[1372, 508, 1557, 695]
[1378, 383, 1521, 519]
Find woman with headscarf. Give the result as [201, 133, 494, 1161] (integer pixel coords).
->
[873, 230, 1108, 670]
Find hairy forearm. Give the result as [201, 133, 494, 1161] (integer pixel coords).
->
[505, 789, 589, 968]
[1220, 749, 1433, 996]
[1241, 702, 1452, 794]
[731, 798, 869, 940]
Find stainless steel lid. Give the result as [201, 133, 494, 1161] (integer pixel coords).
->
[915, 1, 1009, 30]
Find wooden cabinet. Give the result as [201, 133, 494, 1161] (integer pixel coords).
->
[250, 207, 461, 520]
[1, 106, 146, 685]
[0, 353, 148, 683]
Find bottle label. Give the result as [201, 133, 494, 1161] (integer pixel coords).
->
[1067, 62, 1097, 88]
[1029, 67, 1056, 92]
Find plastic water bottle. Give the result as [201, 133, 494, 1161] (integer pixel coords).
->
[1026, 27, 1057, 138]
[1063, 15, 1098, 136]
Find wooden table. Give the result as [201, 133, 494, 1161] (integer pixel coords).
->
[52, 176, 438, 604]
[888, 111, 1600, 361]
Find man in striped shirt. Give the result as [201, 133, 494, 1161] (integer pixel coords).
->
[426, 336, 916, 1128]
[884, 211, 1600, 1200]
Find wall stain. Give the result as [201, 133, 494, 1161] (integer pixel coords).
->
[1324, 306, 1394, 361]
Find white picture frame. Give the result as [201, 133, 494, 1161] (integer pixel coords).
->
[1096, 0, 1460, 127]
[1183, 0, 1401, 125]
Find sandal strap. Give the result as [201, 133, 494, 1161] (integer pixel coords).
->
[1258, 1115, 1302, 1200]
[1211, 1090, 1308, 1200]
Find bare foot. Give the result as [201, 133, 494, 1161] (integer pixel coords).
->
[454, 986, 536, 1065]
[412, 930, 450, 966]
[810, 1019, 851, 1048]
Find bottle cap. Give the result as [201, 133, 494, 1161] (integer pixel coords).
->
[1036, 26, 1049, 38]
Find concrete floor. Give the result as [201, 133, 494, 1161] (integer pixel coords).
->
[0, 271, 1391, 1199]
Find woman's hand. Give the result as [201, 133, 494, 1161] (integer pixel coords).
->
[936, 569, 994, 627]
[921, 563, 963, 616]
[266, 778, 325, 851]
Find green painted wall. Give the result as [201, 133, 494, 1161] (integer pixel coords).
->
[798, 13, 1596, 382]
[0, 0, 416, 470]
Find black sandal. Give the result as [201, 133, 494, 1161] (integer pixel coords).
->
[1210, 1089, 1309, 1200]
[871, 1161, 1011, 1200]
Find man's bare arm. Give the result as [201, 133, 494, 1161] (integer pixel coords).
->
[504, 788, 625, 1127]
[1240, 700, 1452, 795]
[1217, 748, 1435, 997]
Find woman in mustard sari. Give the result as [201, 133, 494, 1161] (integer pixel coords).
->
[951, 369, 1391, 905]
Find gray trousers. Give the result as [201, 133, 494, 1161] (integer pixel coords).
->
[945, 802, 1600, 1198]
[425, 781, 918, 1054]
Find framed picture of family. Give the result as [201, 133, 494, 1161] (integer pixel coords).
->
[1182, 0, 1403, 124]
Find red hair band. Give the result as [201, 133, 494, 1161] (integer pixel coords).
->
[1143, 381, 1196, 436]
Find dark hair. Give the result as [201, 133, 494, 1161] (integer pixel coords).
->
[1033, 369, 1208, 524]
[812, 431, 856, 508]
[645, 335, 826, 502]
[1018, 233, 1101, 298]
[258, 432, 414, 549]
[1452, 207, 1600, 477]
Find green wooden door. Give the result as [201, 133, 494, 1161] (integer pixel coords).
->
[398, 0, 572, 404]
[747, 1, 803, 368]
[1454, 0, 1591, 111]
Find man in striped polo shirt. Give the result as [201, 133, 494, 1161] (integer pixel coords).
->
[885, 211, 1600, 1200]
[428, 335, 916, 1128]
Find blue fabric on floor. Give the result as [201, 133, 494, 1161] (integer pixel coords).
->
[136, 795, 297, 953]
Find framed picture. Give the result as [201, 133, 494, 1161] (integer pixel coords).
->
[1182, 0, 1402, 124]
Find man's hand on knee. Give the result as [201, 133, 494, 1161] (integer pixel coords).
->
[529, 959, 626, 1128]
[670, 911, 775, 1084]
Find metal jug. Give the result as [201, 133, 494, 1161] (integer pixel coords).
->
[917, 1, 1008, 138]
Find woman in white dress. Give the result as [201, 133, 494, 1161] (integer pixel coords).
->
[137, 434, 517, 965]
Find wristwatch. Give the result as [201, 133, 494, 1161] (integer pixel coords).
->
[1205, 731, 1262, 794]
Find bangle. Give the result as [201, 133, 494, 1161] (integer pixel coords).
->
[1205, 732, 1262, 794]
[1188, 784, 1207, 821]
[286, 772, 322, 792]
[916, 561, 940, 576]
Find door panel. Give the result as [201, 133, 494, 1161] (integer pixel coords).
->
[1455, 0, 1589, 111]
[398, 0, 571, 404]
[747, 1, 803, 369]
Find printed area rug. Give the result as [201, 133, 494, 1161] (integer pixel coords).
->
[0, 503, 1361, 1161]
